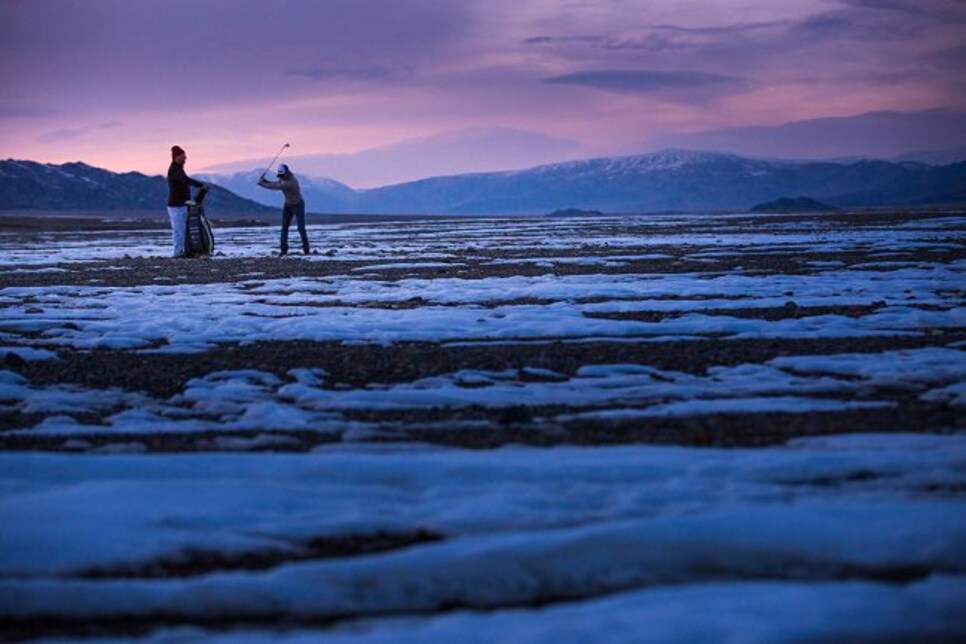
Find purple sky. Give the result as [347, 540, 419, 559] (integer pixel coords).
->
[2, 0, 965, 185]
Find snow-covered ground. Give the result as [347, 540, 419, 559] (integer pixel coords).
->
[1, 266, 961, 351]
[1, 213, 963, 267]
[1, 435, 965, 641]
[3, 346, 962, 437]
[0, 212, 964, 641]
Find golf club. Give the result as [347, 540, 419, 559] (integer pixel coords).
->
[260, 143, 290, 180]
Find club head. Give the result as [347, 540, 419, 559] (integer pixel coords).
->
[284, 143, 290, 148]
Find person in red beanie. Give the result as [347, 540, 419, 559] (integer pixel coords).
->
[166, 146, 206, 257]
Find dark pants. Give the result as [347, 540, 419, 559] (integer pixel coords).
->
[281, 201, 309, 254]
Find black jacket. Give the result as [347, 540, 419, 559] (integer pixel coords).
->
[167, 162, 204, 207]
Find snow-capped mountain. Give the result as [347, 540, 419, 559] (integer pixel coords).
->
[196, 169, 356, 212]
[518, 149, 764, 176]
[352, 149, 966, 214]
[0, 160, 271, 216]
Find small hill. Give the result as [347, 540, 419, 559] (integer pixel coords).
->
[893, 146, 966, 166]
[749, 196, 839, 213]
[548, 208, 605, 217]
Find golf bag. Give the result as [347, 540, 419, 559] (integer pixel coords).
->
[184, 185, 215, 257]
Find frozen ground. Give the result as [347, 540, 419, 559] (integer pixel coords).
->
[0, 210, 964, 641]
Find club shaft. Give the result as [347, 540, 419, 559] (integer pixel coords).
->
[263, 144, 290, 176]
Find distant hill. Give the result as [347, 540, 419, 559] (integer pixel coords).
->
[4, 151, 966, 216]
[0, 160, 272, 217]
[548, 208, 605, 217]
[349, 150, 966, 215]
[892, 146, 966, 166]
[648, 109, 966, 161]
[196, 169, 356, 212]
[750, 197, 839, 213]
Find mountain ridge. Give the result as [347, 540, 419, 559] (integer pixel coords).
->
[647, 109, 966, 161]
[341, 150, 965, 214]
[0, 159, 271, 217]
[3, 150, 965, 217]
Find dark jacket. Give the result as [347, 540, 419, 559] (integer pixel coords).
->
[167, 161, 204, 207]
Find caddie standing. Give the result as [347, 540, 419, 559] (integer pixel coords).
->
[166, 145, 206, 258]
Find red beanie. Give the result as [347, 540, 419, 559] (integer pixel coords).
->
[171, 145, 185, 159]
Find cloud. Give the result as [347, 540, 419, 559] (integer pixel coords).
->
[0, 103, 58, 118]
[647, 108, 966, 159]
[287, 63, 414, 83]
[839, 0, 931, 15]
[542, 69, 748, 100]
[0, 0, 473, 112]
[617, 12, 910, 53]
[609, 20, 785, 49]
[514, 2, 951, 106]
[931, 44, 966, 71]
[789, 12, 912, 41]
[40, 121, 122, 142]
[523, 4, 920, 69]
[524, 35, 605, 45]
[837, 0, 966, 20]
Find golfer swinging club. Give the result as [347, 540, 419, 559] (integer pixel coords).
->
[258, 163, 311, 256]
